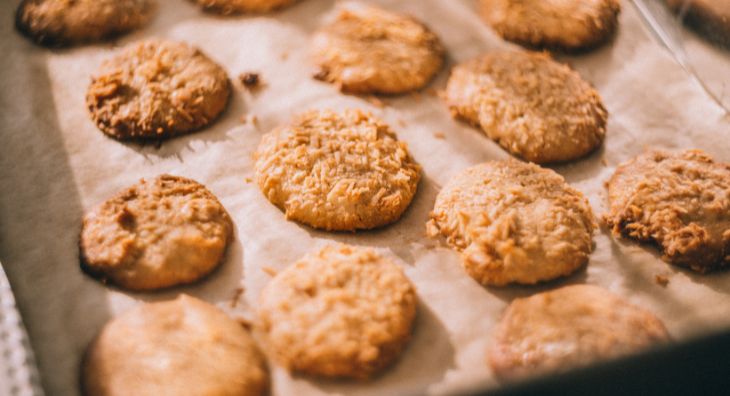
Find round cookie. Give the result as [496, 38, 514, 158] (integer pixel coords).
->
[605, 149, 730, 273]
[666, 0, 730, 46]
[193, 0, 299, 14]
[258, 244, 417, 379]
[15, 0, 156, 47]
[426, 160, 595, 286]
[79, 174, 233, 291]
[312, 3, 445, 95]
[488, 284, 669, 381]
[86, 39, 231, 140]
[479, 0, 621, 51]
[82, 295, 269, 396]
[254, 109, 421, 231]
[445, 51, 607, 164]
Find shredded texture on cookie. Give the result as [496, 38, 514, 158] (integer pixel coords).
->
[312, 2, 445, 94]
[16, 0, 156, 46]
[80, 175, 233, 291]
[254, 109, 421, 231]
[87, 39, 230, 140]
[488, 285, 669, 381]
[258, 244, 417, 379]
[445, 51, 607, 163]
[480, 0, 621, 51]
[605, 149, 730, 272]
[427, 160, 595, 286]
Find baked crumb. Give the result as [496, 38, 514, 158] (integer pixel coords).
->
[239, 72, 262, 89]
[244, 177, 253, 183]
[262, 266, 278, 276]
[434, 131, 446, 139]
[655, 274, 670, 287]
[229, 287, 245, 308]
[366, 95, 385, 108]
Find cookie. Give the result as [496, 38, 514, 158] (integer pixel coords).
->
[605, 149, 730, 273]
[426, 160, 595, 286]
[445, 51, 607, 163]
[86, 39, 230, 140]
[79, 174, 233, 291]
[82, 295, 269, 396]
[312, 3, 445, 95]
[666, 0, 730, 46]
[479, 0, 621, 51]
[258, 244, 417, 379]
[15, 0, 156, 47]
[193, 0, 298, 14]
[488, 284, 669, 381]
[254, 109, 421, 231]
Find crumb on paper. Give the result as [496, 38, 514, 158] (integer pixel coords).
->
[313, 68, 328, 81]
[397, 119, 406, 127]
[239, 72, 263, 90]
[601, 157, 608, 166]
[262, 266, 278, 276]
[237, 318, 253, 330]
[244, 177, 253, 183]
[229, 287, 245, 308]
[434, 131, 446, 139]
[280, 51, 289, 61]
[240, 114, 259, 127]
[366, 95, 385, 108]
[655, 274, 670, 287]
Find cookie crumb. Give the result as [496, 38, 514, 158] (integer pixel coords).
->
[237, 318, 253, 330]
[434, 131, 446, 139]
[601, 157, 608, 166]
[244, 177, 253, 183]
[239, 72, 262, 89]
[397, 119, 407, 127]
[366, 95, 385, 108]
[280, 51, 289, 61]
[240, 114, 259, 127]
[262, 266, 278, 276]
[655, 274, 670, 287]
[229, 287, 245, 308]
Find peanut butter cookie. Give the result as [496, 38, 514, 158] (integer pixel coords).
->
[83, 295, 269, 396]
[254, 109, 421, 231]
[86, 39, 230, 140]
[427, 160, 595, 286]
[16, 0, 156, 46]
[258, 244, 417, 379]
[79, 175, 233, 291]
[312, 3, 445, 95]
[605, 149, 730, 273]
[488, 285, 669, 381]
[193, 0, 299, 14]
[480, 0, 621, 51]
[445, 51, 607, 163]
[666, 0, 730, 46]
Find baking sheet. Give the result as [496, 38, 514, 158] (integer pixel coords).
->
[1, 0, 730, 395]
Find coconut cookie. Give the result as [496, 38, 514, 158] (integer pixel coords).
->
[15, 0, 156, 47]
[87, 39, 230, 140]
[427, 160, 595, 286]
[254, 109, 421, 231]
[445, 51, 607, 164]
[312, 3, 445, 95]
[193, 0, 299, 14]
[258, 244, 417, 379]
[666, 0, 730, 45]
[83, 295, 269, 396]
[80, 175, 233, 291]
[605, 149, 730, 273]
[488, 285, 669, 381]
[479, 0, 621, 51]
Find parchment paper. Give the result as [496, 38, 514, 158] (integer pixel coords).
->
[2, 1, 730, 395]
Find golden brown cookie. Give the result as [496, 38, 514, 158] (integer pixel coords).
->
[605, 149, 730, 273]
[666, 0, 730, 46]
[488, 285, 669, 381]
[312, 3, 445, 95]
[258, 244, 417, 379]
[15, 0, 156, 47]
[79, 175, 233, 291]
[427, 160, 595, 286]
[479, 0, 621, 51]
[254, 109, 421, 231]
[193, 0, 299, 14]
[86, 39, 230, 140]
[82, 295, 269, 396]
[445, 51, 607, 164]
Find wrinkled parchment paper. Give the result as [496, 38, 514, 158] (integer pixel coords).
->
[2, 1, 730, 395]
